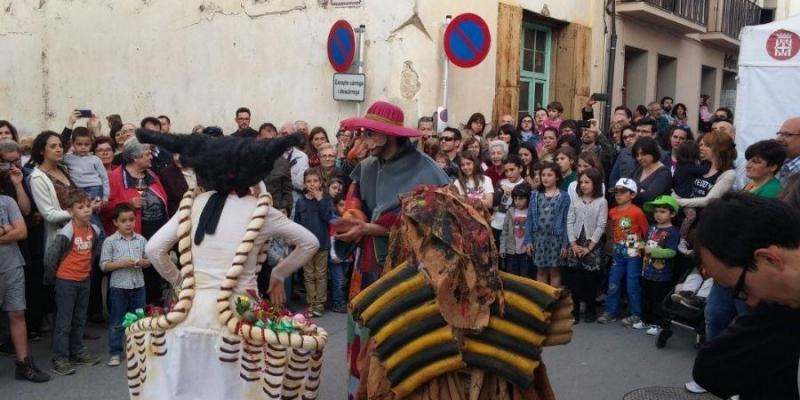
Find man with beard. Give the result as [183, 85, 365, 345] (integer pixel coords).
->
[335, 100, 450, 399]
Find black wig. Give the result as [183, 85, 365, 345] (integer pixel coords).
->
[136, 129, 303, 196]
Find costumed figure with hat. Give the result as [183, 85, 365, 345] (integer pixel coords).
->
[347, 183, 575, 399]
[123, 129, 328, 399]
[333, 101, 451, 399]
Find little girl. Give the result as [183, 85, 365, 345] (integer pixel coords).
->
[453, 151, 494, 209]
[554, 147, 578, 191]
[671, 140, 707, 253]
[523, 162, 571, 287]
[499, 183, 534, 278]
[565, 168, 608, 323]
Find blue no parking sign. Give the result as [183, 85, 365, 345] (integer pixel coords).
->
[443, 13, 491, 68]
[327, 20, 356, 73]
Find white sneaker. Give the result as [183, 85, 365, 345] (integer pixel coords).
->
[685, 380, 707, 393]
[632, 321, 647, 330]
[646, 326, 661, 336]
[107, 355, 120, 367]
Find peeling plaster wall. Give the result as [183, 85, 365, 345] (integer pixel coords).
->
[0, 0, 504, 136]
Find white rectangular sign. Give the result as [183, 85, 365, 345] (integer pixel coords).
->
[333, 73, 366, 102]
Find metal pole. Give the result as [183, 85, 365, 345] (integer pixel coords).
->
[442, 15, 451, 113]
[602, 1, 617, 134]
[356, 24, 365, 116]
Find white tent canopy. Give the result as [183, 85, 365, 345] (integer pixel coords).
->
[735, 13, 800, 187]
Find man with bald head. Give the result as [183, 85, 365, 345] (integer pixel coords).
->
[294, 121, 310, 139]
[777, 117, 800, 183]
[499, 114, 515, 127]
[711, 119, 735, 140]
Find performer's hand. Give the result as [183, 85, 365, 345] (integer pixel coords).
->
[268, 277, 286, 305]
[335, 219, 365, 243]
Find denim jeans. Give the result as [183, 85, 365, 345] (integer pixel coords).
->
[606, 253, 643, 317]
[329, 261, 349, 309]
[704, 282, 748, 340]
[108, 286, 145, 356]
[505, 254, 534, 279]
[53, 278, 90, 361]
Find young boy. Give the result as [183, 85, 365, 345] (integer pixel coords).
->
[598, 178, 649, 326]
[44, 190, 103, 376]
[0, 194, 49, 382]
[638, 195, 680, 336]
[541, 101, 564, 131]
[100, 203, 149, 367]
[328, 195, 352, 313]
[64, 127, 109, 228]
[294, 168, 332, 317]
[499, 184, 534, 278]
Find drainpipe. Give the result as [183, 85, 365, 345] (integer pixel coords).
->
[355, 24, 366, 117]
[603, 0, 617, 134]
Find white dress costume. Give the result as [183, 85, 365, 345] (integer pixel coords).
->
[126, 189, 321, 400]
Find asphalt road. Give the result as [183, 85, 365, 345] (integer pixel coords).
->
[1, 312, 716, 400]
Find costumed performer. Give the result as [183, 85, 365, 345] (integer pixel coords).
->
[125, 130, 323, 399]
[334, 100, 451, 399]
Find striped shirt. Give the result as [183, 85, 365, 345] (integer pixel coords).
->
[100, 231, 147, 290]
[779, 155, 800, 184]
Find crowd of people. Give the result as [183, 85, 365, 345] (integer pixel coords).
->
[0, 94, 799, 398]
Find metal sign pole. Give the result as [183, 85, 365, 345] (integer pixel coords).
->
[442, 15, 451, 113]
[355, 24, 365, 116]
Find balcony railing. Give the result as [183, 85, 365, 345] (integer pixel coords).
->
[715, 0, 762, 39]
[620, 0, 708, 26]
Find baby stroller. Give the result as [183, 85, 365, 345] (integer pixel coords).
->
[655, 257, 706, 349]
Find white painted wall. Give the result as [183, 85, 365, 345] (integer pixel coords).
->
[0, 0, 496, 137]
[1, 0, 606, 138]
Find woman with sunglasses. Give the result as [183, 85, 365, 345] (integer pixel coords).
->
[608, 124, 637, 187]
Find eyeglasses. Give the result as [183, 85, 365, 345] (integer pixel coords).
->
[521, 119, 533, 124]
[354, 130, 379, 138]
[731, 265, 750, 301]
[441, 137, 456, 142]
[776, 131, 800, 138]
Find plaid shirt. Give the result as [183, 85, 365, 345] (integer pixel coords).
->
[779, 155, 800, 184]
[100, 231, 147, 290]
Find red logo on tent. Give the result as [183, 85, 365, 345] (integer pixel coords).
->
[766, 29, 800, 61]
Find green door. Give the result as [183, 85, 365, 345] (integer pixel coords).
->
[519, 23, 551, 118]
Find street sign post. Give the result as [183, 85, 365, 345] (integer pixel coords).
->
[443, 13, 491, 68]
[327, 20, 356, 73]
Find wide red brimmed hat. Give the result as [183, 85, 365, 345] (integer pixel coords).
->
[340, 100, 420, 137]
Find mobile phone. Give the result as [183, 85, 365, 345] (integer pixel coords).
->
[76, 109, 92, 118]
[590, 93, 608, 102]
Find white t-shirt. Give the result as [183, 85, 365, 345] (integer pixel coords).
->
[454, 176, 494, 202]
[491, 178, 525, 230]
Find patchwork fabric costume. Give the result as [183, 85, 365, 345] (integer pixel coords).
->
[350, 186, 574, 399]
[124, 130, 327, 399]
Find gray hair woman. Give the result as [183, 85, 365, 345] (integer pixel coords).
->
[485, 139, 508, 186]
[106, 137, 170, 303]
